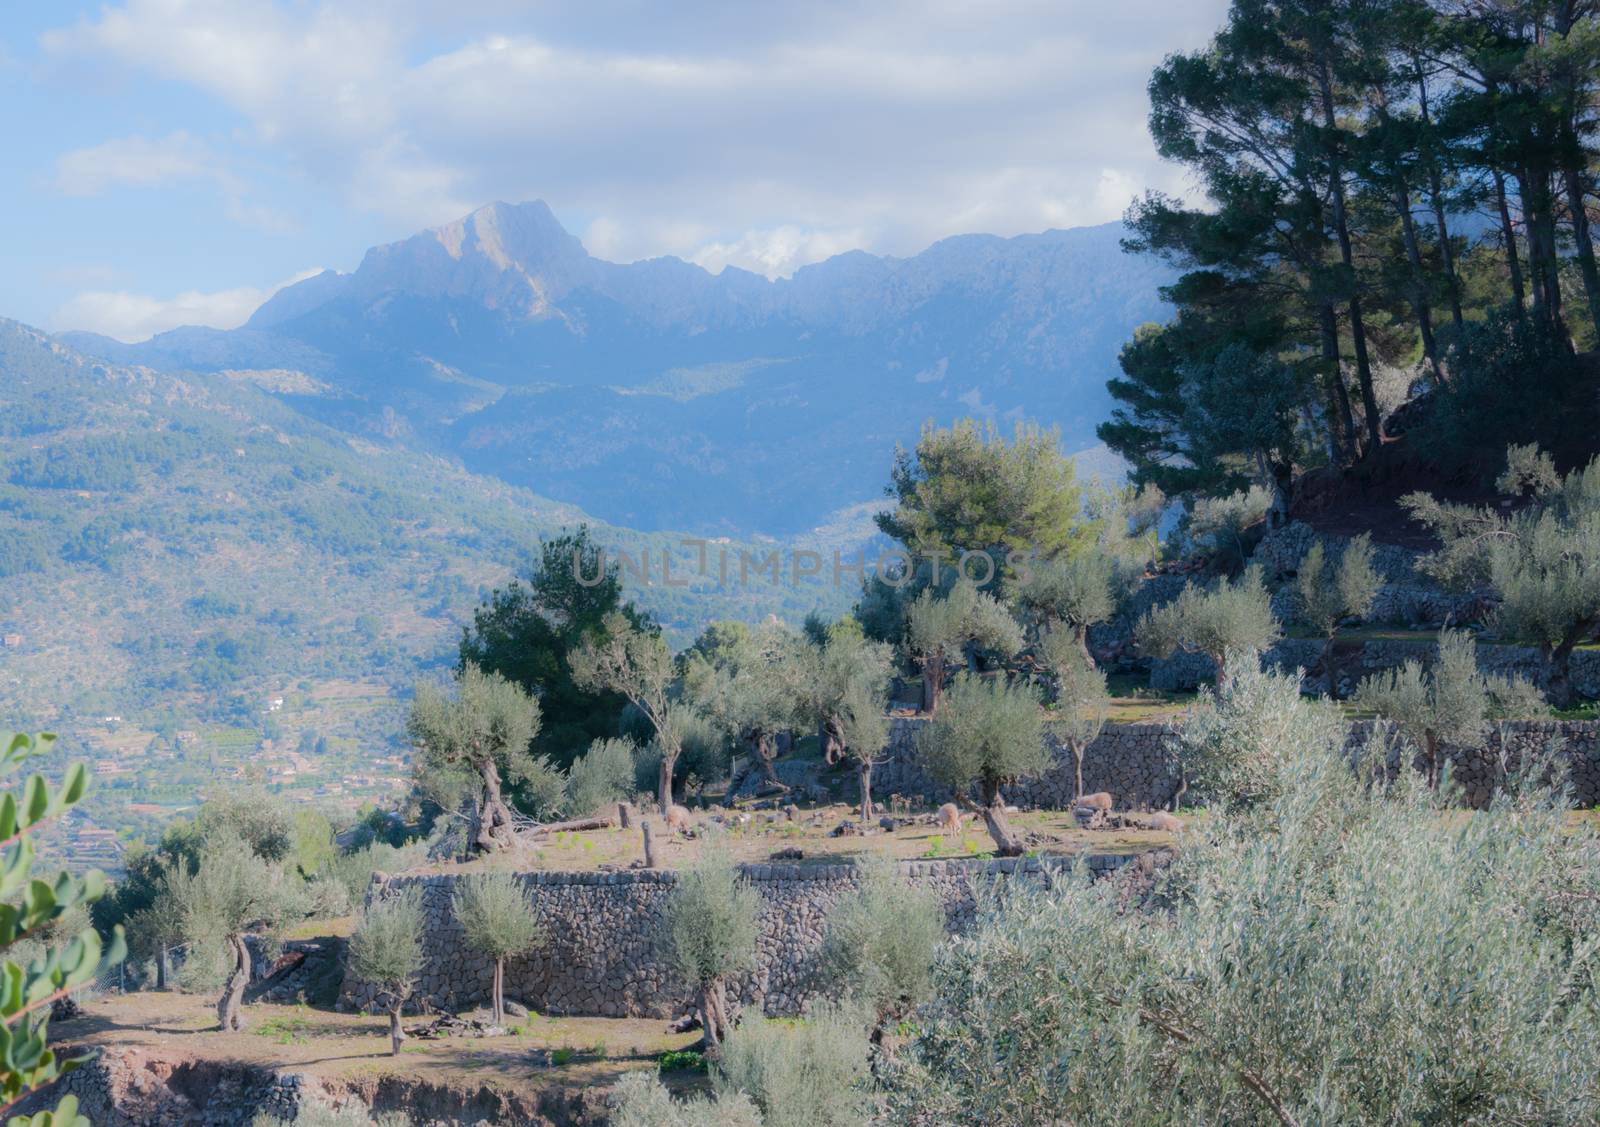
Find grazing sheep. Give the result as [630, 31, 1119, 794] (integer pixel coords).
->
[665, 804, 694, 834]
[1147, 811, 1182, 833]
[1076, 791, 1114, 813]
[937, 802, 962, 837]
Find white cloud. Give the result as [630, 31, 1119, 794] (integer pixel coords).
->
[41, 1, 1230, 261]
[690, 225, 871, 279]
[50, 268, 323, 342]
[55, 131, 215, 196]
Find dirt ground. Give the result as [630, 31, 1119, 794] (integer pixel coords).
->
[53, 990, 702, 1098]
[410, 806, 1183, 877]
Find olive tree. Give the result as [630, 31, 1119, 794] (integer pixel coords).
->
[1354, 629, 1544, 791]
[892, 679, 1600, 1125]
[347, 887, 424, 1055]
[904, 583, 1024, 713]
[570, 612, 684, 811]
[800, 618, 893, 768]
[158, 832, 302, 1031]
[565, 736, 637, 816]
[661, 850, 760, 1054]
[0, 734, 124, 1126]
[1007, 549, 1119, 663]
[1294, 534, 1381, 699]
[1136, 566, 1281, 689]
[1405, 444, 1600, 708]
[797, 621, 894, 822]
[408, 663, 548, 854]
[451, 872, 545, 1026]
[914, 673, 1050, 855]
[818, 854, 943, 1034]
[1039, 630, 1110, 801]
[685, 623, 807, 791]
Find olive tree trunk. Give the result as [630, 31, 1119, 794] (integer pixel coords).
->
[922, 651, 946, 714]
[471, 758, 517, 854]
[751, 732, 785, 789]
[858, 760, 874, 823]
[217, 933, 250, 1031]
[977, 780, 1024, 857]
[698, 978, 733, 1057]
[492, 958, 505, 1026]
[657, 746, 679, 813]
[388, 1001, 406, 1056]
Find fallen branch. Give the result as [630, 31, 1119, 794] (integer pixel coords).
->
[524, 815, 615, 836]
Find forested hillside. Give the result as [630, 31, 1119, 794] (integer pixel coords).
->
[0, 320, 862, 842]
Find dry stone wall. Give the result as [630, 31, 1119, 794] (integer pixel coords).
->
[875, 716, 1600, 811]
[339, 853, 1141, 1020]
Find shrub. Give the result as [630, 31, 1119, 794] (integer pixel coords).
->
[1175, 663, 1347, 813]
[451, 872, 545, 1025]
[566, 736, 637, 816]
[892, 700, 1600, 1124]
[609, 1071, 761, 1127]
[714, 1000, 873, 1127]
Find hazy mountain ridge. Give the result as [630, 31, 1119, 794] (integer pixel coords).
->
[61, 202, 1172, 534]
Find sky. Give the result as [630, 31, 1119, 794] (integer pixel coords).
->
[1, 1, 1227, 342]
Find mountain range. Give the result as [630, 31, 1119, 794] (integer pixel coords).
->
[62, 201, 1174, 535]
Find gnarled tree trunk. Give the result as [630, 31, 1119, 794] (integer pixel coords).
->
[977, 780, 1024, 856]
[749, 731, 787, 791]
[657, 747, 678, 813]
[217, 933, 250, 1031]
[471, 758, 517, 854]
[858, 759, 874, 823]
[698, 977, 734, 1057]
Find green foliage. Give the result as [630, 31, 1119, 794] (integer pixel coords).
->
[407, 663, 551, 821]
[877, 418, 1090, 585]
[193, 787, 295, 864]
[1006, 550, 1119, 649]
[565, 737, 637, 816]
[450, 873, 545, 964]
[914, 673, 1049, 804]
[609, 1071, 761, 1127]
[0, 732, 124, 1124]
[713, 1000, 874, 1127]
[158, 832, 302, 951]
[893, 701, 1600, 1124]
[1295, 534, 1380, 638]
[1352, 629, 1543, 787]
[1422, 312, 1597, 474]
[320, 840, 431, 911]
[459, 526, 649, 769]
[1177, 663, 1349, 813]
[1135, 566, 1280, 686]
[661, 851, 759, 991]
[251, 1102, 413, 1127]
[347, 889, 424, 1009]
[659, 1049, 709, 1073]
[819, 855, 943, 1024]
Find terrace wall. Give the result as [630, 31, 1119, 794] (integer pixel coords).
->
[338, 853, 1143, 1020]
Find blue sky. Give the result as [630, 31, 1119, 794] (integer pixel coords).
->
[2, 1, 1226, 341]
